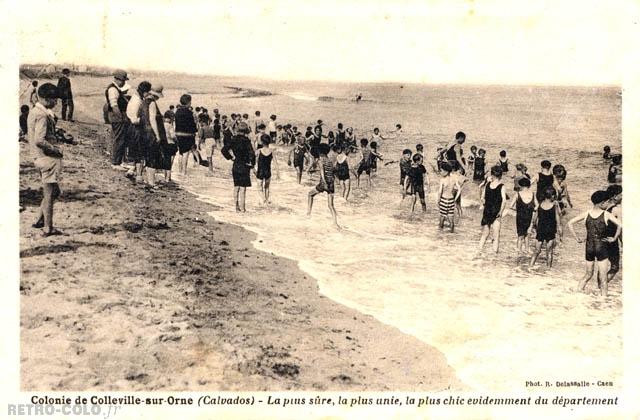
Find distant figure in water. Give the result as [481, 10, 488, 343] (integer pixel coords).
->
[307, 143, 340, 229]
[602, 145, 611, 160]
[567, 190, 621, 297]
[355, 93, 362, 102]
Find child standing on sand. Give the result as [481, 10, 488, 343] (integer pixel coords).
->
[334, 145, 351, 201]
[533, 160, 554, 203]
[567, 190, 621, 297]
[307, 144, 339, 229]
[288, 135, 309, 184]
[509, 177, 536, 255]
[356, 138, 373, 188]
[437, 162, 461, 231]
[476, 165, 508, 255]
[255, 134, 275, 204]
[404, 153, 429, 213]
[529, 187, 562, 268]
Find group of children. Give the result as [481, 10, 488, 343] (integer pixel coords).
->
[139, 99, 625, 297]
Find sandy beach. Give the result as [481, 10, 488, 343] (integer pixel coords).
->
[19, 105, 462, 391]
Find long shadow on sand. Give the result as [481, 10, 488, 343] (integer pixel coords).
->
[20, 241, 118, 258]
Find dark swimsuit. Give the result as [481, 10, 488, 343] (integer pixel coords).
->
[516, 193, 535, 237]
[606, 205, 620, 271]
[473, 157, 485, 182]
[315, 159, 335, 194]
[536, 172, 555, 202]
[293, 145, 306, 169]
[256, 151, 273, 180]
[335, 158, 350, 181]
[481, 183, 503, 226]
[535, 204, 557, 242]
[585, 211, 608, 261]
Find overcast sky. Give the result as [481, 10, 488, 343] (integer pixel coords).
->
[15, 0, 636, 85]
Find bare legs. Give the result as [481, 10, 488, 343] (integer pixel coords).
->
[577, 260, 610, 296]
[260, 178, 271, 204]
[307, 190, 340, 229]
[234, 186, 247, 212]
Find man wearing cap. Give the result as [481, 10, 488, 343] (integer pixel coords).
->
[106, 69, 131, 169]
[57, 68, 74, 121]
[28, 83, 64, 236]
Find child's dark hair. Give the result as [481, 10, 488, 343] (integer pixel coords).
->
[261, 134, 271, 145]
[543, 186, 557, 200]
[360, 138, 369, 147]
[169, 105, 175, 110]
[478, 148, 486, 156]
[242, 113, 249, 119]
[318, 143, 330, 156]
[552, 164, 565, 177]
[470, 145, 477, 152]
[604, 146, 611, 152]
[455, 131, 466, 141]
[499, 150, 507, 158]
[179, 94, 192, 105]
[370, 141, 378, 149]
[490, 165, 503, 178]
[195, 107, 201, 112]
[270, 114, 277, 120]
[541, 160, 552, 169]
[607, 184, 622, 196]
[612, 154, 622, 164]
[257, 123, 266, 130]
[334, 145, 343, 154]
[373, 127, 379, 132]
[21, 105, 29, 113]
[415, 143, 423, 151]
[518, 178, 531, 188]
[337, 123, 343, 129]
[440, 161, 452, 173]
[276, 124, 283, 130]
[412, 153, 423, 163]
[402, 149, 412, 156]
[255, 110, 261, 116]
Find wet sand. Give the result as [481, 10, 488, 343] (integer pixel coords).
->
[19, 116, 462, 391]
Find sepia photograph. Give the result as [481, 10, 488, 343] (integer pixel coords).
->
[4, 0, 639, 418]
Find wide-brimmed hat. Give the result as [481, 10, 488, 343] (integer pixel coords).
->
[149, 84, 164, 98]
[113, 69, 129, 81]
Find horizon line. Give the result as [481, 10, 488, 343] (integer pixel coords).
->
[19, 63, 622, 89]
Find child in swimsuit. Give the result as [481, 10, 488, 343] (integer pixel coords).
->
[607, 154, 622, 184]
[509, 177, 536, 255]
[497, 150, 509, 175]
[334, 145, 351, 201]
[369, 141, 383, 176]
[255, 134, 275, 204]
[552, 165, 573, 216]
[307, 143, 339, 229]
[399, 149, 412, 197]
[473, 148, 486, 183]
[513, 163, 530, 192]
[288, 134, 309, 184]
[437, 162, 461, 232]
[529, 187, 562, 268]
[356, 138, 373, 188]
[404, 153, 429, 213]
[534, 159, 555, 203]
[602, 145, 611, 161]
[605, 185, 622, 282]
[467, 145, 477, 175]
[567, 190, 621, 297]
[476, 165, 508, 256]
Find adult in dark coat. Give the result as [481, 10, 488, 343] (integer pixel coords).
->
[57, 68, 74, 121]
[221, 121, 255, 212]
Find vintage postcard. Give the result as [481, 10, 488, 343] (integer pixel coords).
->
[2, 0, 639, 418]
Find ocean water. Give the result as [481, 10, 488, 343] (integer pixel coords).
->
[161, 80, 621, 391]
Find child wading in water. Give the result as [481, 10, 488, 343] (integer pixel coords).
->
[369, 141, 383, 176]
[288, 134, 309, 184]
[529, 187, 562, 268]
[567, 190, 621, 297]
[403, 153, 429, 213]
[356, 138, 373, 188]
[334, 145, 351, 201]
[255, 134, 275, 204]
[437, 162, 461, 231]
[509, 177, 536, 255]
[476, 165, 507, 255]
[399, 148, 412, 197]
[307, 144, 340, 229]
